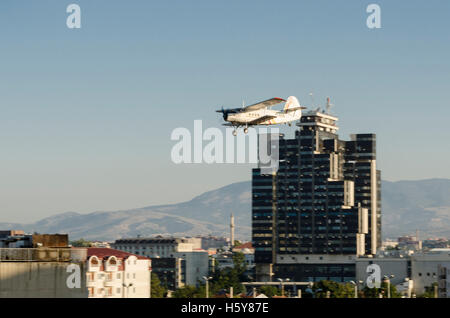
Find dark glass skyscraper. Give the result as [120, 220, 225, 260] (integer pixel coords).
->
[252, 110, 381, 282]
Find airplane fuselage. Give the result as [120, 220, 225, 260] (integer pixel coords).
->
[226, 108, 302, 126]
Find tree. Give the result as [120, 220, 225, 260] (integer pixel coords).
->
[151, 273, 167, 298]
[312, 280, 354, 298]
[258, 286, 281, 297]
[418, 283, 438, 298]
[172, 251, 248, 298]
[70, 238, 92, 247]
[361, 281, 401, 298]
[232, 252, 247, 276]
[172, 285, 206, 298]
[207, 252, 247, 296]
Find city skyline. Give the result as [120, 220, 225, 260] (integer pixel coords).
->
[1, 0, 450, 223]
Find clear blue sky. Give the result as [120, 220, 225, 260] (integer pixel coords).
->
[1, 0, 450, 222]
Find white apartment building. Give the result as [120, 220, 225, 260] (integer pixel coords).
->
[86, 248, 151, 298]
[112, 237, 208, 287]
[112, 237, 199, 258]
[438, 265, 450, 298]
[356, 248, 450, 296]
[411, 248, 450, 295]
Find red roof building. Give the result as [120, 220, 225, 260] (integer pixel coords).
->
[86, 247, 151, 298]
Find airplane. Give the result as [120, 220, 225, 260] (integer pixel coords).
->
[216, 96, 306, 136]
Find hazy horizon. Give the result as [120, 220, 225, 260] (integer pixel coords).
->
[1, 177, 449, 224]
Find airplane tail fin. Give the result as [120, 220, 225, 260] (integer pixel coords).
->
[283, 96, 301, 111]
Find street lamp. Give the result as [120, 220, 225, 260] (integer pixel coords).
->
[278, 278, 290, 297]
[350, 280, 363, 298]
[403, 278, 413, 298]
[349, 281, 359, 298]
[122, 283, 133, 298]
[203, 276, 212, 298]
[432, 273, 438, 298]
[306, 281, 314, 298]
[383, 275, 395, 298]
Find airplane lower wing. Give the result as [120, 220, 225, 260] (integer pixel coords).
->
[247, 115, 277, 125]
[222, 115, 277, 126]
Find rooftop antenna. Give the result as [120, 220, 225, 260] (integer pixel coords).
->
[326, 97, 333, 114]
[309, 92, 316, 109]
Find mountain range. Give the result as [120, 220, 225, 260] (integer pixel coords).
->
[1, 179, 450, 242]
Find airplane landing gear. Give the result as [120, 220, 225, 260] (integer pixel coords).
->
[244, 127, 248, 134]
[288, 122, 292, 127]
[232, 129, 237, 136]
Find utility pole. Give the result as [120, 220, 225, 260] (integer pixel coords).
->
[203, 276, 212, 298]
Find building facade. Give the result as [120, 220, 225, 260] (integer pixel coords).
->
[252, 110, 381, 282]
[438, 265, 450, 298]
[410, 249, 450, 295]
[112, 237, 198, 258]
[151, 257, 185, 290]
[112, 237, 209, 287]
[0, 232, 68, 248]
[0, 247, 88, 298]
[86, 248, 151, 298]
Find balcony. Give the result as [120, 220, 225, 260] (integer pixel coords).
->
[86, 280, 97, 288]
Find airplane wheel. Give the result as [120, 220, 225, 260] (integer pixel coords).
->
[288, 123, 292, 127]
[232, 130, 237, 136]
[244, 128, 248, 134]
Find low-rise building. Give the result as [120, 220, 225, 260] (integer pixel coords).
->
[410, 248, 450, 295]
[0, 231, 68, 248]
[152, 257, 184, 290]
[423, 239, 449, 250]
[112, 237, 196, 258]
[213, 251, 235, 270]
[356, 248, 450, 296]
[232, 242, 255, 269]
[0, 247, 88, 298]
[86, 248, 151, 298]
[356, 256, 410, 287]
[112, 237, 209, 287]
[197, 235, 228, 250]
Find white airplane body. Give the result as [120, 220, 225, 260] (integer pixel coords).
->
[217, 96, 306, 135]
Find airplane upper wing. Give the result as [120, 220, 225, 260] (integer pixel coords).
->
[244, 97, 286, 111]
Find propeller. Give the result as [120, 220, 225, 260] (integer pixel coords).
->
[215, 106, 229, 122]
